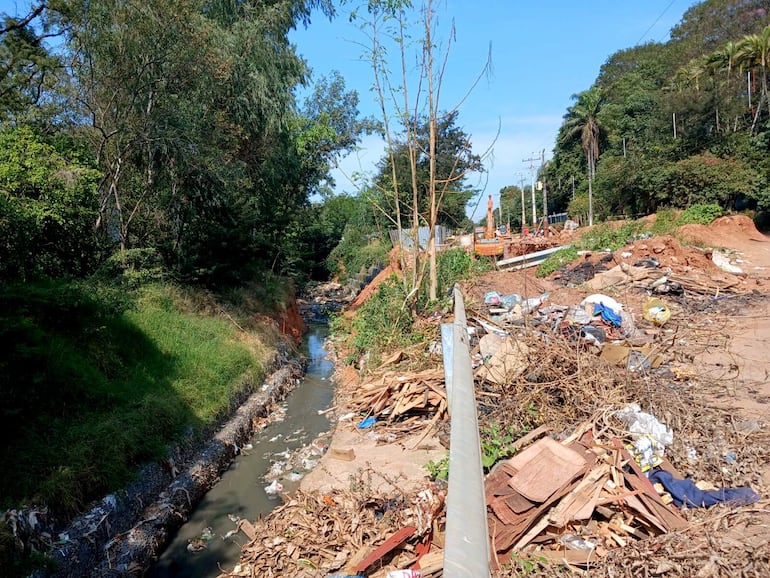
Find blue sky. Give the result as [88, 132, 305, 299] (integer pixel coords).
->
[290, 1, 697, 220]
[1, 0, 696, 220]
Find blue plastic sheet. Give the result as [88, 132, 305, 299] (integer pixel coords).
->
[357, 416, 377, 429]
[593, 302, 622, 327]
[649, 469, 760, 508]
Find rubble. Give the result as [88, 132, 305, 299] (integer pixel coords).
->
[222, 215, 770, 577]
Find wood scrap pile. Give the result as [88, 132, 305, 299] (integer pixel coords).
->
[585, 261, 744, 295]
[216, 482, 446, 578]
[347, 368, 447, 423]
[486, 427, 689, 570]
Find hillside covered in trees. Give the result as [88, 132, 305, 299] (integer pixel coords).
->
[497, 0, 770, 232]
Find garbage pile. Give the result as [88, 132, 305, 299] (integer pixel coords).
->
[333, 352, 448, 438]
[486, 409, 759, 570]
[468, 279, 769, 576]
[216, 480, 446, 578]
[556, 235, 755, 295]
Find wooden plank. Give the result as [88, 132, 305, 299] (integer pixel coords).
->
[354, 526, 416, 573]
[505, 492, 536, 514]
[614, 440, 687, 531]
[508, 437, 588, 502]
[531, 548, 601, 566]
[490, 496, 527, 526]
[622, 493, 667, 534]
[510, 471, 587, 552]
[548, 464, 610, 527]
[485, 467, 513, 496]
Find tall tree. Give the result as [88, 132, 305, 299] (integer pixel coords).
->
[561, 87, 604, 226]
[372, 111, 481, 229]
[357, 0, 489, 301]
[737, 25, 770, 133]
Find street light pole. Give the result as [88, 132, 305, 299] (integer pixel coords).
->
[523, 154, 539, 226]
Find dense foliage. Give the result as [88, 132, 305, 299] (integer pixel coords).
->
[0, 0, 368, 287]
[539, 0, 770, 225]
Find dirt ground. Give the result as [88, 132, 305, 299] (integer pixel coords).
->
[224, 215, 770, 578]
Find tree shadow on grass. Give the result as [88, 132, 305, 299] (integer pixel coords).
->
[0, 280, 202, 518]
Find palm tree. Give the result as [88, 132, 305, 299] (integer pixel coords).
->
[561, 87, 603, 226]
[736, 25, 770, 133]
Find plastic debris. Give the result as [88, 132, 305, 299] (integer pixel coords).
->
[264, 480, 284, 495]
[615, 403, 673, 459]
[357, 416, 377, 429]
[558, 533, 597, 551]
[643, 297, 671, 326]
[580, 294, 623, 317]
[649, 469, 760, 508]
[712, 249, 744, 275]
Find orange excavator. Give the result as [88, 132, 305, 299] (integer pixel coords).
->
[473, 195, 506, 256]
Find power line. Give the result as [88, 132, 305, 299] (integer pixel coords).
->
[636, 0, 677, 45]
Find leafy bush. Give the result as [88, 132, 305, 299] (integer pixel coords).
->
[418, 248, 494, 308]
[536, 246, 579, 278]
[326, 224, 389, 283]
[346, 276, 420, 364]
[0, 126, 102, 281]
[95, 248, 165, 288]
[481, 422, 526, 469]
[677, 203, 724, 225]
[577, 221, 645, 251]
[648, 208, 679, 236]
[425, 456, 449, 481]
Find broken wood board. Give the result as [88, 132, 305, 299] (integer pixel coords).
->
[507, 437, 588, 502]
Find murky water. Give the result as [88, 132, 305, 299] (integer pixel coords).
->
[149, 324, 335, 578]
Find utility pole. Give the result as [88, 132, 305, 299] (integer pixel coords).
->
[518, 175, 526, 233]
[523, 154, 539, 226]
[540, 149, 548, 237]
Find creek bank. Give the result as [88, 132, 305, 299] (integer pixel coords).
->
[35, 346, 303, 578]
[28, 282, 357, 577]
[25, 286, 350, 578]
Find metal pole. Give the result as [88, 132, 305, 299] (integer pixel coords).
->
[442, 286, 490, 578]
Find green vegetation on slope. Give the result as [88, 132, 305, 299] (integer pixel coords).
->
[0, 280, 276, 518]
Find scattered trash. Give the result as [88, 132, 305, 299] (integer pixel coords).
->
[486, 427, 688, 568]
[615, 403, 673, 456]
[476, 337, 531, 385]
[712, 249, 744, 275]
[580, 294, 623, 317]
[558, 533, 596, 551]
[580, 325, 606, 345]
[643, 297, 671, 326]
[357, 416, 377, 429]
[634, 257, 660, 268]
[648, 469, 760, 508]
[328, 448, 356, 461]
[187, 527, 215, 552]
[264, 480, 284, 496]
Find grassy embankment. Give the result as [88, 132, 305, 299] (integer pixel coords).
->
[0, 278, 288, 544]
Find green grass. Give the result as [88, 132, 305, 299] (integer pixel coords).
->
[0, 281, 272, 518]
[577, 220, 646, 251]
[536, 246, 579, 278]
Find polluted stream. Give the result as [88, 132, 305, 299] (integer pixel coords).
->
[149, 323, 336, 578]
